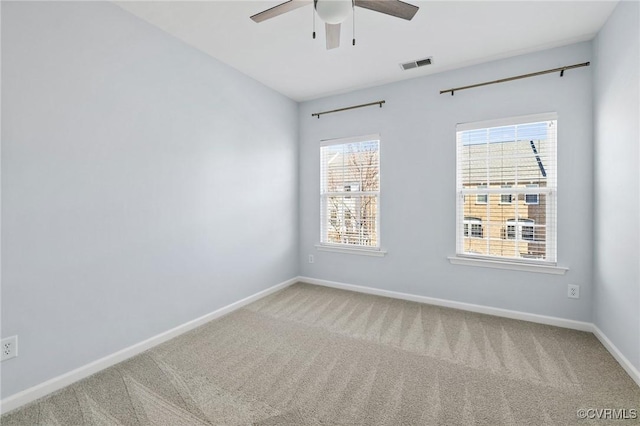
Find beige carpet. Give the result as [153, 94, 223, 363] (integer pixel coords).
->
[3, 283, 639, 425]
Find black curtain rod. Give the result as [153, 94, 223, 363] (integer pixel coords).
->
[440, 62, 590, 96]
[312, 100, 385, 119]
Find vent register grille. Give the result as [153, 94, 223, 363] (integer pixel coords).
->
[400, 57, 432, 70]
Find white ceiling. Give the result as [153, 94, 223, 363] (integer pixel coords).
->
[116, 1, 617, 102]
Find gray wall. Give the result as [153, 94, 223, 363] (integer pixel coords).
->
[1, 1, 298, 398]
[593, 0, 640, 372]
[299, 42, 594, 322]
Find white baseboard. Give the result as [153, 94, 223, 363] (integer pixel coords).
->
[0, 277, 297, 415]
[592, 325, 640, 388]
[297, 276, 593, 332]
[3, 275, 637, 415]
[298, 276, 640, 388]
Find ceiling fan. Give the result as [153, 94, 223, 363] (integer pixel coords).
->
[250, 0, 419, 50]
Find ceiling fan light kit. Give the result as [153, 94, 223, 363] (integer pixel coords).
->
[315, 0, 352, 24]
[250, 0, 419, 50]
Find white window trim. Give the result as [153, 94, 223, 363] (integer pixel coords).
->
[319, 133, 383, 253]
[315, 243, 387, 257]
[320, 133, 380, 147]
[454, 112, 558, 269]
[448, 255, 568, 275]
[456, 112, 558, 132]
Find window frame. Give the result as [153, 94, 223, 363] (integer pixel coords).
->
[318, 134, 383, 255]
[453, 113, 560, 270]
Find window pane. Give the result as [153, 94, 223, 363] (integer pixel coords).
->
[323, 195, 378, 247]
[321, 141, 379, 193]
[525, 184, 539, 205]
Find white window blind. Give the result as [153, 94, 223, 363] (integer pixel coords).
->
[320, 134, 380, 248]
[456, 113, 557, 263]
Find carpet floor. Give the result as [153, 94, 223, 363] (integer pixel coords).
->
[2, 283, 639, 425]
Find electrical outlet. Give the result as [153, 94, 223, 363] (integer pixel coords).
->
[1, 336, 18, 362]
[568, 284, 580, 299]
[308, 254, 314, 264]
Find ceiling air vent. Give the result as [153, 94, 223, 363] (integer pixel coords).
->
[400, 56, 432, 71]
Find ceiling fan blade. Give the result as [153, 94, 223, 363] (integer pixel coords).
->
[354, 0, 419, 21]
[325, 23, 341, 50]
[250, 0, 312, 23]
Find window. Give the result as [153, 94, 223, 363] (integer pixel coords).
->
[456, 113, 557, 263]
[464, 217, 483, 238]
[476, 185, 487, 204]
[500, 186, 513, 204]
[525, 184, 539, 205]
[506, 218, 535, 241]
[320, 134, 380, 249]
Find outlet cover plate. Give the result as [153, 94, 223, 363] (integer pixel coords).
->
[1, 335, 18, 361]
[568, 284, 580, 299]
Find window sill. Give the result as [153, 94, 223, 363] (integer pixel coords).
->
[447, 256, 568, 275]
[315, 244, 387, 257]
